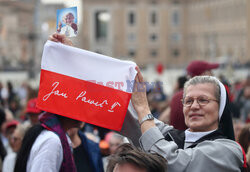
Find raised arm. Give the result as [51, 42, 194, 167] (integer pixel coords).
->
[131, 67, 156, 134]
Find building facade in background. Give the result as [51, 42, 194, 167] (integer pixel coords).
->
[0, 0, 66, 77]
[81, 0, 249, 68]
[0, 0, 249, 73]
[81, 0, 169, 68]
[184, 0, 247, 67]
[0, 0, 35, 71]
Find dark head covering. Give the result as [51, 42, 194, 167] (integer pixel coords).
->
[216, 78, 235, 140]
[186, 60, 219, 77]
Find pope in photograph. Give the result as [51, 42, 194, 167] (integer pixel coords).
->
[57, 7, 77, 37]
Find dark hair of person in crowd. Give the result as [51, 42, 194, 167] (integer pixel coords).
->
[238, 123, 250, 154]
[0, 108, 6, 161]
[177, 75, 188, 90]
[106, 143, 167, 172]
[0, 107, 6, 127]
[14, 124, 45, 172]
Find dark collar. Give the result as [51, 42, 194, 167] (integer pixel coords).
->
[165, 129, 225, 149]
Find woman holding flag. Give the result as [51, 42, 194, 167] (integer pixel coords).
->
[130, 72, 246, 171]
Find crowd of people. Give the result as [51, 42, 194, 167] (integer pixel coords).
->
[0, 33, 249, 171]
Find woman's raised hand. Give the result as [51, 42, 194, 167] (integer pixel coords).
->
[49, 33, 73, 46]
[131, 67, 151, 120]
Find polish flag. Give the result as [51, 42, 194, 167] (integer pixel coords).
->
[37, 41, 137, 131]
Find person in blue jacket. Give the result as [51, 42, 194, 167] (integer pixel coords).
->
[68, 126, 104, 172]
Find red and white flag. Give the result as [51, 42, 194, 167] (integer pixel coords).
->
[37, 41, 137, 131]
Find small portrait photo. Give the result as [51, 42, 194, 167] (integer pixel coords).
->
[56, 7, 78, 37]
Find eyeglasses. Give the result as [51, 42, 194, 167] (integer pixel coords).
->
[182, 96, 218, 107]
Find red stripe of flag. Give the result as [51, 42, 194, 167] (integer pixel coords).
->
[37, 69, 131, 131]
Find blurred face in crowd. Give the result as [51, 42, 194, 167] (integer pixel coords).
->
[28, 113, 40, 126]
[67, 127, 77, 135]
[6, 126, 16, 139]
[6, 126, 17, 149]
[67, 127, 79, 137]
[59, 116, 83, 131]
[109, 135, 124, 155]
[183, 83, 219, 132]
[69, 119, 83, 129]
[11, 129, 22, 152]
[113, 163, 146, 172]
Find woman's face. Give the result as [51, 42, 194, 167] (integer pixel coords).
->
[183, 83, 219, 132]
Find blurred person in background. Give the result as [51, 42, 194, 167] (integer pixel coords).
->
[0, 82, 4, 107]
[83, 123, 110, 148]
[16, 82, 29, 108]
[1, 109, 14, 155]
[243, 87, 250, 123]
[219, 74, 240, 119]
[6, 81, 20, 117]
[23, 98, 42, 127]
[103, 132, 125, 171]
[233, 119, 245, 142]
[6, 82, 15, 106]
[146, 80, 168, 119]
[4, 120, 19, 154]
[14, 113, 81, 172]
[169, 60, 219, 130]
[2, 124, 29, 172]
[238, 123, 250, 170]
[0, 83, 8, 108]
[99, 140, 109, 167]
[18, 87, 38, 122]
[0, 108, 6, 170]
[151, 81, 167, 102]
[108, 132, 125, 155]
[234, 75, 250, 122]
[106, 143, 167, 172]
[159, 75, 187, 124]
[173, 75, 188, 94]
[67, 124, 104, 172]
